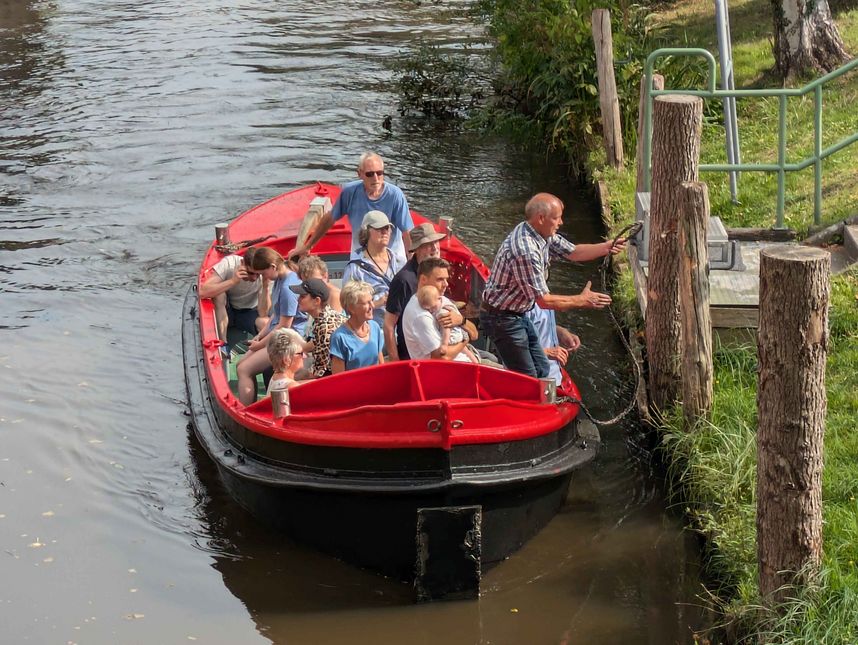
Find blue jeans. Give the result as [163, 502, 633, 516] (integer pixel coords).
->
[479, 310, 550, 378]
[227, 304, 259, 335]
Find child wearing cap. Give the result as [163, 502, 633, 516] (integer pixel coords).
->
[290, 277, 345, 378]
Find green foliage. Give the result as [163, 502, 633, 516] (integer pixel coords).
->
[390, 42, 491, 119]
[475, 0, 660, 173]
[655, 271, 858, 642]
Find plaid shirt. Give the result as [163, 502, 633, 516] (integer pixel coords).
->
[482, 221, 575, 313]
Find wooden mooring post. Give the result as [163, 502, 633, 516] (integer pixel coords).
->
[757, 247, 829, 606]
[645, 95, 703, 413]
[591, 9, 624, 169]
[678, 181, 713, 425]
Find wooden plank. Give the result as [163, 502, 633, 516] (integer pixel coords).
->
[711, 306, 759, 328]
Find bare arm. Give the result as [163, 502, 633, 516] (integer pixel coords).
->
[555, 325, 581, 350]
[430, 338, 469, 361]
[292, 212, 335, 259]
[384, 311, 400, 361]
[536, 281, 611, 312]
[256, 277, 271, 317]
[436, 306, 463, 328]
[566, 239, 626, 263]
[248, 315, 293, 352]
[199, 272, 240, 300]
[331, 356, 345, 374]
[402, 229, 412, 257]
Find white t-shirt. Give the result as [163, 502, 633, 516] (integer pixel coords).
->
[402, 294, 472, 363]
[212, 255, 261, 310]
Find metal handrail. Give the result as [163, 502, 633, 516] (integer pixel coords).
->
[641, 47, 858, 228]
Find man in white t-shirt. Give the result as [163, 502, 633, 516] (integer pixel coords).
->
[401, 257, 477, 362]
[199, 247, 271, 340]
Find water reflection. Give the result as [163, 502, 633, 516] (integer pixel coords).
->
[0, 0, 711, 641]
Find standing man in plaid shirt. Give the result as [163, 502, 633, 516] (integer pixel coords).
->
[479, 192, 626, 378]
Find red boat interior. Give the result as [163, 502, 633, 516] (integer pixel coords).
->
[195, 184, 579, 449]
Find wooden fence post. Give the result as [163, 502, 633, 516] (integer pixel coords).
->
[678, 182, 713, 425]
[636, 72, 664, 193]
[757, 246, 829, 606]
[646, 95, 703, 413]
[591, 9, 624, 169]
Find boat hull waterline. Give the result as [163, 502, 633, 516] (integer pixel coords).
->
[182, 184, 599, 581]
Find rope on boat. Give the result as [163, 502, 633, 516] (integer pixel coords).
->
[557, 221, 644, 428]
[214, 234, 276, 255]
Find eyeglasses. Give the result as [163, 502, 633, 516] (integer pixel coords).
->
[364, 170, 384, 178]
[245, 270, 258, 278]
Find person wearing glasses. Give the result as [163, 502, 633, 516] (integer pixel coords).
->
[198, 246, 271, 342]
[266, 328, 306, 394]
[290, 277, 345, 378]
[479, 192, 625, 378]
[341, 210, 403, 330]
[236, 247, 308, 405]
[291, 152, 414, 265]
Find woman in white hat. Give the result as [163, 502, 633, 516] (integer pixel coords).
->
[340, 210, 403, 331]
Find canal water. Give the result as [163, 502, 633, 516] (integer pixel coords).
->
[1, 0, 711, 642]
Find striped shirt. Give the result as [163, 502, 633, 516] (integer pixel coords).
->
[482, 221, 575, 313]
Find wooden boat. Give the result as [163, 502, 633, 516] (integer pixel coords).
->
[181, 183, 598, 595]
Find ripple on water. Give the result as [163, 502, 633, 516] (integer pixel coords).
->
[0, 0, 710, 641]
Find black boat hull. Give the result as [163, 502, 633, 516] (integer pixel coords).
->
[182, 286, 597, 579]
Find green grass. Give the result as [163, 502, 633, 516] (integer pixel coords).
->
[656, 270, 858, 643]
[593, 1, 858, 641]
[662, 0, 857, 233]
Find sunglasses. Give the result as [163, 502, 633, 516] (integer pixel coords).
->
[364, 170, 384, 178]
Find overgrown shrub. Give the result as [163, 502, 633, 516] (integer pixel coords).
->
[391, 42, 492, 119]
[474, 0, 660, 173]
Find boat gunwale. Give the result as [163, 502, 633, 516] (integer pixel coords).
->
[191, 184, 580, 452]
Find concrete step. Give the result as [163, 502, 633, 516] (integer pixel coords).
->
[844, 224, 858, 262]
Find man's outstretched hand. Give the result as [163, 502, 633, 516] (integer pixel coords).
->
[578, 281, 612, 309]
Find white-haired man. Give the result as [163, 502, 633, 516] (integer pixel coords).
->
[291, 152, 413, 265]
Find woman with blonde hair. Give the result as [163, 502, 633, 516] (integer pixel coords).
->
[266, 328, 305, 393]
[329, 280, 384, 373]
[236, 247, 307, 405]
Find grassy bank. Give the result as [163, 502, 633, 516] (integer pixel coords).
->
[591, 0, 858, 641]
[470, 0, 858, 640]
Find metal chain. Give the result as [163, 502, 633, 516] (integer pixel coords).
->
[214, 233, 276, 255]
[558, 222, 644, 427]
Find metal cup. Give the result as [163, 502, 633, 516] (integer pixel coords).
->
[439, 216, 454, 240]
[271, 387, 291, 419]
[538, 377, 557, 404]
[215, 223, 229, 245]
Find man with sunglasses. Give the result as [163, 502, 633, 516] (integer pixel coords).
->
[199, 246, 271, 341]
[291, 152, 414, 265]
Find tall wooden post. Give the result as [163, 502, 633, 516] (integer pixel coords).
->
[636, 72, 664, 193]
[591, 9, 624, 169]
[645, 95, 703, 413]
[678, 181, 713, 425]
[757, 246, 829, 606]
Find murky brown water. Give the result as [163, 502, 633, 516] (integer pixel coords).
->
[1, 1, 711, 642]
